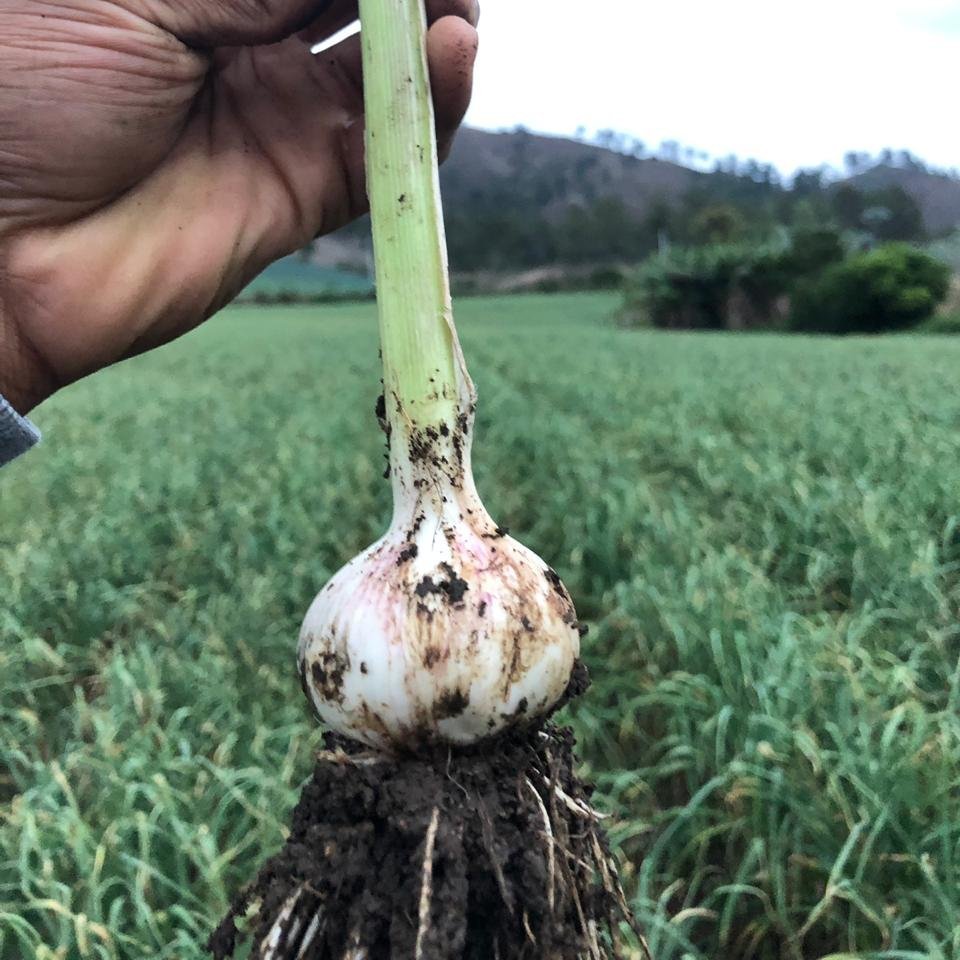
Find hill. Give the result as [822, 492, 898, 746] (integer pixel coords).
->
[440, 127, 701, 219]
[309, 128, 960, 275]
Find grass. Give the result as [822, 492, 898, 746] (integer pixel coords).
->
[2, 292, 959, 960]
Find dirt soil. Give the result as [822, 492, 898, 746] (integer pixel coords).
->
[208, 664, 631, 960]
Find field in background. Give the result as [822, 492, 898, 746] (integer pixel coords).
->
[239, 255, 373, 300]
[2, 293, 959, 960]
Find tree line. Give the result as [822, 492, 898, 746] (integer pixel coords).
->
[437, 152, 934, 274]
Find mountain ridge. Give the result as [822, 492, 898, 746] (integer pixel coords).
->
[311, 127, 960, 272]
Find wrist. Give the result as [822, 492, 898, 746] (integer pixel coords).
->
[0, 295, 57, 414]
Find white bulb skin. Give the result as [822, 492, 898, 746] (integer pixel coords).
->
[298, 451, 580, 751]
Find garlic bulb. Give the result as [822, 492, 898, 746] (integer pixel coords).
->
[299, 396, 580, 750]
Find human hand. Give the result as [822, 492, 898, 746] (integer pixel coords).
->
[0, 0, 478, 413]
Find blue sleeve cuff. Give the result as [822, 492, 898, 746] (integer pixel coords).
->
[0, 394, 41, 467]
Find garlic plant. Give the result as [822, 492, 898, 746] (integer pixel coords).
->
[298, 0, 580, 750]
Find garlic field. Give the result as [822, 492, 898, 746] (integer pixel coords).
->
[2, 292, 959, 959]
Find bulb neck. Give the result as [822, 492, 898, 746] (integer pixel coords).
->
[387, 399, 492, 530]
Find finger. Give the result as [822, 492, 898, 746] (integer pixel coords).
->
[426, 0, 480, 29]
[426, 0, 480, 27]
[428, 16, 478, 161]
[297, 0, 478, 47]
[132, 0, 343, 48]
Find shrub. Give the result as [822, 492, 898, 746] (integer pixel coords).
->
[791, 244, 951, 334]
[621, 242, 793, 330]
[622, 245, 731, 329]
[621, 229, 851, 331]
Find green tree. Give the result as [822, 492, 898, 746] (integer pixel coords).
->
[691, 204, 747, 244]
[829, 184, 924, 241]
[831, 184, 865, 231]
[866, 186, 925, 242]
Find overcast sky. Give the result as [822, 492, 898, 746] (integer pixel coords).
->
[465, 0, 960, 175]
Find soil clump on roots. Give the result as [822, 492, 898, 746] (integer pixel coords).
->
[209, 664, 633, 960]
